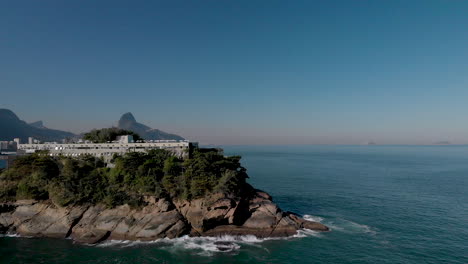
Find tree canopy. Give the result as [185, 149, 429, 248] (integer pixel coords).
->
[82, 127, 143, 143]
[0, 148, 249, 208]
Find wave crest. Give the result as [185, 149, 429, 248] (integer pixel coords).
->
[303, 214, 376, 235]
[303, 214, 324, 223]
[95, 229, 322, 255]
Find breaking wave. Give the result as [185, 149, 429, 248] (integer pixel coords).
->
[95, 230, 322, 255]
[293, 228, 323, 238]
[342, 220, 376, 235]
[0, 233, 23, 238]
[303, 214, 376, 235]
[2, 213, 376, 256]
[303, 214, 324, 223]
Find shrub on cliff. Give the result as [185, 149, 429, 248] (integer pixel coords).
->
[0, 148, 249, 207]
[83, 127, 143, 143]
[183, 151, 248, 199]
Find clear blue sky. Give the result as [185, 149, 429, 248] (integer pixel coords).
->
[1, 0, 468, 145]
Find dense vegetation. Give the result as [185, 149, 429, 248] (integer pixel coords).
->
[82, 128, 143, 143]
[0, 149, 248, 208]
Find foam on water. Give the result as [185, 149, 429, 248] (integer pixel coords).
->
[96, 240, 134, 247]
[303, 214, 324, 223]
[0, 233, 23, 238]
[4, 214, 377, 255]
[293, 229, 323, 238]
[302, 214, 376, 235]
[93, 230, 323, 255]
[343, 220, 376, 235]
[96, 235, 260, 255]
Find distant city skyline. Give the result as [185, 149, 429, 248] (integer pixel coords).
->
[1, 1, 468, 145]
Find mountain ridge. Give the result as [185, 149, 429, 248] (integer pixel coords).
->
[117, 112, 184, 140]
[0, 109, 185, 142]
[0, 109, 75, 142]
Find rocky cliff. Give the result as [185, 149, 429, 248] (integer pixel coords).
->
[0, 190, 328, 244]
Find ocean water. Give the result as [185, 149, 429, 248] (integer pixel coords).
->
[1, 145, 467, 263]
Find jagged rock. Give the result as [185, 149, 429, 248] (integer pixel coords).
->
[0, 189, 328, 243]
[71, 203, 189, 243]
[128, 210, 186, 240]
[242, 210, 277, 229]
[0, 201, 88, 238]
[165, 220, 188, 238]
[18, 205, 87, 238]
[288, 213, 329, 231]
[143, 196, 157, 205]
[157, 198, 173, 212]
[70, 205, 110, 243]
[173, 193, 235, 233]
[256, 191, 272, 201]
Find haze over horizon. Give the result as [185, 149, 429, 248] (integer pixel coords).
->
[1, 1, 468, 145]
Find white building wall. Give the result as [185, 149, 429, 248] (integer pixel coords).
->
[17, 141, 193, 159]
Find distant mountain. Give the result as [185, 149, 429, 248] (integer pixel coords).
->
[0, 109, 75, 142]
[117, 112, 184, 140]
[29, 120, 46, 129]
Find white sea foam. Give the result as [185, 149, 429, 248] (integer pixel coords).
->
[0, 233, 22, 238]
[293, 229, 323, 238]
[303, 214, 324, 223]
[344, 220, 376, 235]
[321, 218, 376, 235]
[91, 215, 329, 253]
[3, 216, 325, 255]
[302, 214, 376, 235]
[96, 240, 133, 247]
[95, 235, 257, 255]
[93, 229, 323, 255]
[323, 221, 345, 232]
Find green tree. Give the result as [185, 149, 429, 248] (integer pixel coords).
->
[83, 128, 143, 143]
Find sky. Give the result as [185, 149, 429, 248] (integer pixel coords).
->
[1, 0, 468, 145]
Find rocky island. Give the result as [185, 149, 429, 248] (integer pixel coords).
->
[0, 130, 328, 244]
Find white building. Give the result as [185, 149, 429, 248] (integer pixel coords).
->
[17, 136, 198, 160]
[0, 141, 17, 152]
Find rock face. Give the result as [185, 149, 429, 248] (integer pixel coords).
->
[0, 190, 328, 243]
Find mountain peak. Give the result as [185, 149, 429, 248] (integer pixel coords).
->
[116, 112, 184, 140]
[0, 109, 75, 141]
[119, 112, 136, 123]
[0, 109, 20, 121]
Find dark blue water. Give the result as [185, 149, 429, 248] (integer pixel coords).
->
[1, 145, 467, 263]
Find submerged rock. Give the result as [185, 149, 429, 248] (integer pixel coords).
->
[0, 190, 328, 243]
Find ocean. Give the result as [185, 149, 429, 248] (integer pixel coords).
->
[1, 145, 467, 263]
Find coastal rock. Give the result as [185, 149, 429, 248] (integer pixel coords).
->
[71, 204, 129, 243]
[288, 213, 329, 231]
[174, 190, 329, 238]
[71, 202, 189, 243]
[0, 190, 328, 243]
[2, 201, 88, 238]
[173, 193, 236, 233]
[17, 204, 87, 238]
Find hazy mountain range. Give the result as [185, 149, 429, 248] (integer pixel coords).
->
[0, 109, 184, 142]
[117, 112, 184, 141]
[0, 109, 75, 142]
